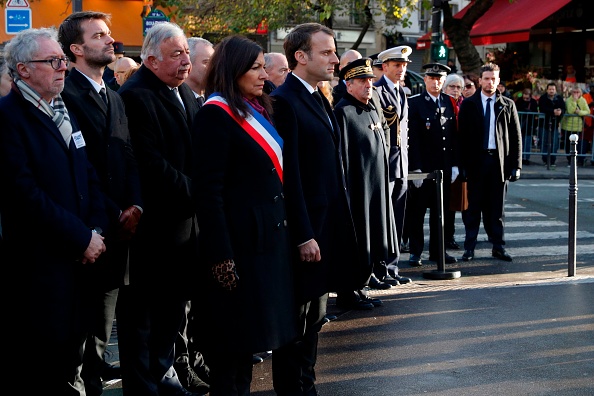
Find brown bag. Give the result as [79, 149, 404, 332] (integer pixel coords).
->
[449, 178, 468, 211]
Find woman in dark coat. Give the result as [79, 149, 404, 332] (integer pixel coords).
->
[191, 35, 297, 395]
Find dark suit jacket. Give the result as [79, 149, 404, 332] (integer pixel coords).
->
[118, 65, 201, 293]
[408, 90, 459, 177]
[271, 73, 358, 302]
[459, 90, 522, 183]
[374, 75, 409, 180]
[62, 68, 143, 290]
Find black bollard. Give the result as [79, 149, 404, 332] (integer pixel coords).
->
[419, 170, 461, 280]
[568, 134, 578, 277]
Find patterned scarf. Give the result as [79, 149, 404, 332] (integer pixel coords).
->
[15, 78, 73, 146]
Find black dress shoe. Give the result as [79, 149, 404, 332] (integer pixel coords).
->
[252, 355, 264, 365]
[462, 250, 474, 261]
[382, 274, 400, 286]
[101, 362, 121, 381]
[394, 274, 412, 284]
[445, 240, 461, 250]
[492, 248, 512, 262]
[174, 364, 210, 394]
[368, 274, 392, 290]
[361, 296, 383, 307]
[409, 254, 422, 267]
[325, 314, 337, 321]
[429, 253, 457, 264]
[400, 242, 410, 253]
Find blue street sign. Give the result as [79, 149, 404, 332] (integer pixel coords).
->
[143, 9, 169, 36]
[5, 8, 31, 35]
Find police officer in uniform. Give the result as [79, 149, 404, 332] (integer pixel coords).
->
[407, 63, 459, 266]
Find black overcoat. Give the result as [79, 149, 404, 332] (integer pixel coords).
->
[271, 73, 359, 302]
[192, 101, 297, 354]
[334, 92, 397, 275]
[118, 65, 200, 294]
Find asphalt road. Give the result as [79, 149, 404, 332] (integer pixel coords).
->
[103, 170, 594, 395]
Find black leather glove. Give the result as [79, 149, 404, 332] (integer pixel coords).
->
[212, 259, 239, 291]
[509, 168, 521, 182]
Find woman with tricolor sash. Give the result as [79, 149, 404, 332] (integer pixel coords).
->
[190, 35, 298, 395]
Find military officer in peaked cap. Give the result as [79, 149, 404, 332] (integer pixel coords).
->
[333, 58, 398, 309]
[373, 45, 414, 286]
[406, 62, 460, 267]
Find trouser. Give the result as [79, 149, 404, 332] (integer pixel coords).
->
[272, 294, 328, 396]
[462, 153, 508, 251]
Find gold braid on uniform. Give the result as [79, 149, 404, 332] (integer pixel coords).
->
[383, 105, 398, 127]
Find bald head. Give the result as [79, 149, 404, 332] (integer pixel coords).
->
[114, 56, 138, 86]
[339, 50, 362, 71]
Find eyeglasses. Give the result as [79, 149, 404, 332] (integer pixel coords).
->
[448, 85, 462, 89]
[464, 83, 474, 89]
[27, 57, 70, 70]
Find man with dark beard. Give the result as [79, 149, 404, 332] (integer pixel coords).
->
[59, 11, 143, 396]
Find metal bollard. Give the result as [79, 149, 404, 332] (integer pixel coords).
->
[568, 134, 578, 276]
[408, 170, 461, 280]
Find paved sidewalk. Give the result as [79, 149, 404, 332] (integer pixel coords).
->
[520, 161, 594, 180]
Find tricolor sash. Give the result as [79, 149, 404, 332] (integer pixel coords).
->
[205, 94, 283, 183]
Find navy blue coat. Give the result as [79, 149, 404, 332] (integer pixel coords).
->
[271, 73, 359, 301]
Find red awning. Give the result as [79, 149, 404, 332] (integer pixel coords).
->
[416, 0, 571, 49]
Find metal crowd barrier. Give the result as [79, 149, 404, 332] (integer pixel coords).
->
[517, 111, 593, 167]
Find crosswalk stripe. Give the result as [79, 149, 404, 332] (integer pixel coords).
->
[469, 244, 594, 257]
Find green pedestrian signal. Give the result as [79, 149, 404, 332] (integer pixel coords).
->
[431, 42, 449, 62]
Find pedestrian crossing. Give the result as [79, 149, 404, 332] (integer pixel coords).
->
[419, 203, 594, 258]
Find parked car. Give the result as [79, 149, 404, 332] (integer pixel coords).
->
[405, 70, 425, 95]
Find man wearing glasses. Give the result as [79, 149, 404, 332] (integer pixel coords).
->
[0, 27, 108, 395]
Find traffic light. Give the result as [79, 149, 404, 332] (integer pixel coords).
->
[431, 42, 449, 62]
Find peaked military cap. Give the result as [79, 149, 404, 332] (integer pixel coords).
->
[339, 58, 375, 81]
[422, 62, 450, 77]
[378, 45, 413, 63]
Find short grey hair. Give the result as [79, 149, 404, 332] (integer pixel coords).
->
[4, 27, 58, 79]
[444, 73, 464, 89]
[141, 22, 186, 62]
[187, 37, 213, 64]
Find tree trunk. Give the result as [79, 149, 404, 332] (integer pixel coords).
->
[351, 2, 373, 50]
[443, 0, 496, 76]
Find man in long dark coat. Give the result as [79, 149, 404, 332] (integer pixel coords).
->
[334, 58, 398, 309]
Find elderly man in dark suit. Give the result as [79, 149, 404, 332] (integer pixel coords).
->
[270, 22, 360, 396]
[58, 11, 144, 396]
[0, 27, 108, 395]
[117, 22, 202, 396]
[458, 62, 522, 262]
[374, 46, 414, 284]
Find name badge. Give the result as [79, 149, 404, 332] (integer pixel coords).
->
[72, 131, 86, 149]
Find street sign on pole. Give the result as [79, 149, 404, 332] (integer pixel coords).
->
[5, 7, 31, 35]
[6, 0, 29, 7]
[143, 9, 169, 36]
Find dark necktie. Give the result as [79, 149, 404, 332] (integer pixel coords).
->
[196, 95, 205, 107]
[312, 90, 327, 114]
[172, 87, 185, 109]
[394, 86, 401, 116]
[484, 97, 492, 149]
[99, 87, 108, 105]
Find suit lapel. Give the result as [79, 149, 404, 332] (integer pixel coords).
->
[70, 68, 108, 116]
